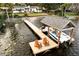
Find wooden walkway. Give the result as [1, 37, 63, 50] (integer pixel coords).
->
[23, 19, 58, 55]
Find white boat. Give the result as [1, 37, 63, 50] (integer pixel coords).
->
[49, 30, 75, 43]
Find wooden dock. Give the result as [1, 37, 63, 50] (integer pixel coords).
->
[23, 19, 58, 55]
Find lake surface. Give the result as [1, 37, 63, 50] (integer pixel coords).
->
[6, 17, 79, 56]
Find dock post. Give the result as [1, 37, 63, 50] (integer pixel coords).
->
[48, 26, 50, 37]
[69, 29, 74, 44]
[57, 31, 61, 48]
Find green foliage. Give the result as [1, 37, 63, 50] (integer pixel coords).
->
[0, 12, 7, 29]
[64, 12, 78, 16]
[60, 3, 72, 16]
[60, 3, 71, 9]
[55, 10, 62, 16]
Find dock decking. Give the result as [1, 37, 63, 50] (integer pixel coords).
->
[23, 19, 58, 55]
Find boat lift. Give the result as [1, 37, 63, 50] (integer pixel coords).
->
[41, 16, 76, 47]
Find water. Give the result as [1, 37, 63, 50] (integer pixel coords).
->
[1, 17, 79, 56]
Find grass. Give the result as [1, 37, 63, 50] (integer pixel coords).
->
[64, 12, 78, 16]
[0, 12, 48, 18]
[14, 12, 48, 17]
[27, 13, 48, 16]
[14, 13, 25, 17]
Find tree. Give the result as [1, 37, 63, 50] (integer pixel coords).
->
[60, 3, 71, 16]
[38, 3, 62, 13]
[4, 3, 14, 17]
[0, 3, 6, 31]
[69, 3, 79, 15]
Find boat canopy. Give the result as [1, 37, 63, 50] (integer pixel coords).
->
[41, 16, 76, 31]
